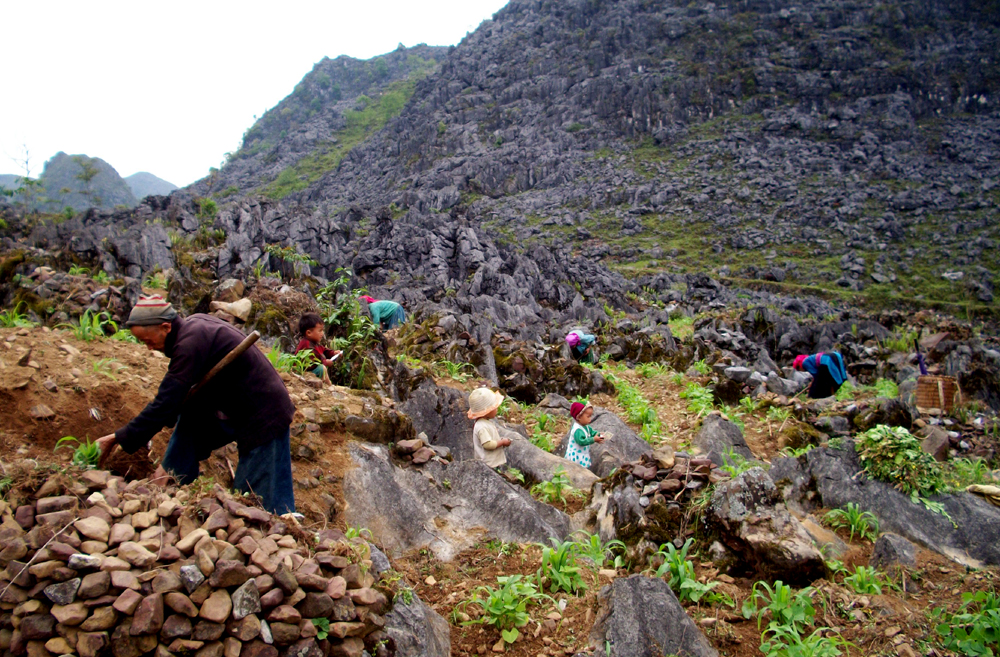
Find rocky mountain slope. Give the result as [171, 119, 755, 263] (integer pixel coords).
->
[125, 172, 177, 199]
[181, 0, 999, 313]
[187, 44, 448, 202]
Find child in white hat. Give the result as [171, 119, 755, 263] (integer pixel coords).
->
[467, 387, 510, 469]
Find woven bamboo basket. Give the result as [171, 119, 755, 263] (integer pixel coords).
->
[915, 375, 962, 412]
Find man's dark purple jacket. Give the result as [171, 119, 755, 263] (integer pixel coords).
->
[114, 314, 295, 453]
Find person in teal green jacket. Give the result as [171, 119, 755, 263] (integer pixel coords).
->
[359, 295, 407, 330]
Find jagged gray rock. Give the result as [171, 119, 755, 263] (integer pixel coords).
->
[342, 442, 570, 561]
[590, 575, 718, 657]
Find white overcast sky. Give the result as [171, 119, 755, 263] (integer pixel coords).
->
[1, 0, 509, 187]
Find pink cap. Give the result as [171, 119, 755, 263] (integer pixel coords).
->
[565, 332, 580, 347]
[793, 355, 808, 370]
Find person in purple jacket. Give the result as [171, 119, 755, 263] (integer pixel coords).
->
[95, 295, 296, 514]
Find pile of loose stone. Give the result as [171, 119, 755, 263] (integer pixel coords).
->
[617, 448, 727, 508]
[392, 435, 451, 467]
[0, 470, 390, 657]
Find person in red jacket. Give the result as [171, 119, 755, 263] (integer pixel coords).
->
[294, 313, 342, 384]
[95, 295, 296, 515]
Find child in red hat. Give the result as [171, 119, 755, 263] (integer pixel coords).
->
[565, 402, 604, 468]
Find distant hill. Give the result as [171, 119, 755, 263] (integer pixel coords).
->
[125, 172, 177, 199]
[37, 152, 137, 211]
[0, 174, 22, 191]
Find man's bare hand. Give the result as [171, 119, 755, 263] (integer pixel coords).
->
[96, 434, 117, 468]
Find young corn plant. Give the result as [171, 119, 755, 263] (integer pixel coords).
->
[653, 538, 719, 604]
[55, 436, 101, 468]
[719, 446, 756, 478]
[0, 302, 34, 328]
[266, 348, 316, 375]
[823, 503, 879, 543]
[537, 539, 586, 595]
[59, 309, 117, 341]
[530, 429, 555, 453]
[843, 566, 883, 595]
[692, 359, 711, 376]
[680, 382, 714, 417]
[739, 396, 760, 414]
[742, 580, 816, 633]
[873, 378, 899, 399]
[759, 624, 851, 657]
[530, 467, 581, 507]
[457, 575, 552, 645]
[572, 531, 627, 570]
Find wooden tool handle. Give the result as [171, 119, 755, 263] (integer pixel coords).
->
[185, 330, 260, 401]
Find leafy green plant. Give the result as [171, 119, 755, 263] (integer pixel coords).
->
[637, 362, 670, 378]
[680, 381, 714, 417]
[344, 525, 373, 540]
[724, 405, 746, 432]
[485, 539, 518, 557]
[436, 359, 472, 381]
[883, 329, 918, 354]
[505, 468, 525, 484]
[310, 618, 330, 640]
[933, 590, 1000, 656]
[59, 309, 117, 341]
[534, 412, 553, 432]
[720, 446, 755, 477]
[855, 425, 945, 496]
[739, 396, 760, 414]
[264, 243, 317, 280]
[946, 457, 995, 489]
[767, 406, 791, 423]
[530, 429, 554, 452]
[573, 531, 626, 570]
[873, 378, 899, 399]
[670, 371, 686, 386]
[458, 575, 551, 644]
[835, 381, 858, 402]
[266, 348, 316, 375]
[742, 580, 816, 633]
[0, 302, 34, 328]
[607, 374, 662, 442]
[68, 264, 89, 276]
[55, 436, 101, 468]
[91, 358, 125, 380]
[669, 316, 694, 340]
[823, 503, 879, 543]
[653, 538, 719, 604]
[110, 328, 139, 344]
[843, 566, 883, 595]
[530, 467, 581, 507]
[693, 359, 711, 376]
[93, 270, 110, 284]
[781, 445, 815, 458]
[759, 624, 851, 657]
[143, 271, 168, 289]
[537, 539, 586, 595]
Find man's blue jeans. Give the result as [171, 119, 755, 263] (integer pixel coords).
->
[161, 413, 296, 515]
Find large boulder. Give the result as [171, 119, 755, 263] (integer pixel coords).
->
[693, 413, 754, 467]
[504, 434, 598, 490]
[397, 381, 475, 460]
[342, 443, 570, 561]
[384, 595, 450, 657]
[558, 408, 653, 477]
[708, 468, 826, 584]
[775, 446, 1000, 568]
[589, 575, 717, 657]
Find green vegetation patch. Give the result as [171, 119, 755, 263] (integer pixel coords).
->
[261, 79, 420, 199]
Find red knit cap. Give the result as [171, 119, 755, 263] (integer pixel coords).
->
[570, 402, 585, 419]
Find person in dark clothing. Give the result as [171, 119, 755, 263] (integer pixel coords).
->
[294, 313, 341, 383]
[96, 295, 297, 515]
[793, 352, 848, 399]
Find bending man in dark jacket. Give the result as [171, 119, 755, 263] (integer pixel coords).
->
[96, 295, 297, 514]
